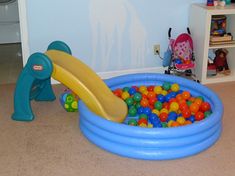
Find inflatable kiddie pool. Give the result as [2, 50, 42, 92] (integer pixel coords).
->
[79, 73, 223, 160]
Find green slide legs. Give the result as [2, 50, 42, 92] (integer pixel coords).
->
[11, 52, 56, 121]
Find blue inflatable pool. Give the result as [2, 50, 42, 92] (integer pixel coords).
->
[79, 73, 223, 160]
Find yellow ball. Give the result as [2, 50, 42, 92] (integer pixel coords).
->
[139, 86, 147, 93]
[176, 116, 186, 125]
[121, 92, 130, 100]
[152, 109, 160, 116]
[142, 90, 149, 96]
[161, 90, 168, 96]
[171, 83, 180, 92]
[71, 101, 78, 109]
[168, 120, 174, 127]
[160, 108, 169, 114]
[170, 102, 179, 112]
[139, 123, 147, 128]
[154, 86, 162, 94]
[148, 123, 153, 128]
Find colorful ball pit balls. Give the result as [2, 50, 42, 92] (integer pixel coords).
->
[113, 82, 213, 128]
[60, 92, 79, 112]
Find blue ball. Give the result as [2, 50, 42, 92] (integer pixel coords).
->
[168, 112, 177, 121]
[137, 107, 144, 114]
[165, 94, 172, 102]
[143, 107, 152, 115]
[157, 94, 165, 103]
[149, 113, 159, 123]
[128, 87, 137, 95]
[189, 115, 195, 123]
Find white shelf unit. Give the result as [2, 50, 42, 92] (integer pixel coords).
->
[189, 3, 235, 84]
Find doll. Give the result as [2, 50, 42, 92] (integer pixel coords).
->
[213, 48, 231, 75]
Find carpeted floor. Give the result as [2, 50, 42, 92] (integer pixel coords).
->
[0, 82, 235, 176]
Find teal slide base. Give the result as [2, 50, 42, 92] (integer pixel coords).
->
[12, 41, 72, 122]
[11, 52, 55, 122]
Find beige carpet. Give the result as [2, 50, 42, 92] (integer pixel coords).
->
[0, 82, 235, 176]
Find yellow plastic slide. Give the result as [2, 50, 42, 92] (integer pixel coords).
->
[45, 50, 127, 123]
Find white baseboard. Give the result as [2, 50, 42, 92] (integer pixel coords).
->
[51, 67, 165, 85]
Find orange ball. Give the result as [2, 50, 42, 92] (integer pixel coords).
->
[190, 103, 200, 113]
[194, 98, 203, 106]
[140, 99, 149, 107]
[182, 91, 191, 100]
[171, 121, 180, 127]
[147, 91, 156, 99]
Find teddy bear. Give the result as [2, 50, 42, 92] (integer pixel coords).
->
[213, 48, 231, 75]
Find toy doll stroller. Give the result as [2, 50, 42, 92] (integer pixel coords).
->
[163, 28, 198, 81]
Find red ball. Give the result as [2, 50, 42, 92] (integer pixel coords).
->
[148, 97, 157, 106]
[159, 112, 168, 122]
[163, 102, 170, 110]
[195, 111, 205, 121]
[179, 103, 189, 111]
[200, 102, 211, 112]
[132, 86, 139, 92]
[182, 109, 191, 118]
[113, 89, 122, 97]
[147, 85, 155, 92]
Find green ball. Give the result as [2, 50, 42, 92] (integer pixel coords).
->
[161, 122, 168, 128]
[154, 101, 162, 111]
[125, 97, 134, 106]
[133, 92, 142, 102]
[204, 111, 212, 118]
[128, 119, 138, 126]
[139, 114, 148, 120]
[162, 82, 171, 91]
[128, 107, 137, 117]
[196, 96, 204, 101]
[187, 101, 192, 106]
[135, 102, 141, 109]
[123, 87, 130, 92]
[66, 94, 74, 103]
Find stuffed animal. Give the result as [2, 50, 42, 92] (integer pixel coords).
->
[213, 48, 230, 75]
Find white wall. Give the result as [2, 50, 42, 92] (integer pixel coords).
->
[25, 0, 205, 73]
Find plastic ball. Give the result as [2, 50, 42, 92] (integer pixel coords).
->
[163, 82, 171, 91]
[188, 115, 195, 123]
[171, 121, 180, 127]
[182, 91, 191, 100]
[128, 119, 138, 126]
[128, 87, 137, 95]
[159, 112, 168, 122]
[137, 107, 144, 114]
[182, 108, 191, 118]
[148, 97, 157, 106]
[71, 101, 78, 109]
[139, 114, 148, 120]
[140, 99, 149, 107]
[195, 111, 205, 121]
[157, 94, 165, 103]
[170, 102, 179, 112]
[121, 92, 130, 100]
[147, 85, 155, 92]
[143, 107, 152, 115]
[147, 91, 156, 99]
[123, 87, 130, 92]
[125, 97, 134, 106]
[194, 98, 203, 106]
[176, 116, 186, 125]
[135, 102, 141, 109]
[161, 122, 168, 128]
[160, 108, 169, 114]
[139, 86, 147, 93]
[189, 103, 200, 113]
[171, 83, 180, 92]
[200, 102, 211, 112]
[152, 109, 160, 116]
[204, 111, 212, 118]
[167, 112, 178, 121]
[149, 113, 159, 123]
[161, 90, 168, 96]
[113, 88, 123, 97]
[128, 107, 137, 117]
[138, 118, 148, 126]
[154, 101, 162, 110]
[154, 86, 162, 94]
[133, 92, 142, 102]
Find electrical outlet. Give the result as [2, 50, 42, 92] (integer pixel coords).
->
[153, 44, 160, 55]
